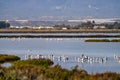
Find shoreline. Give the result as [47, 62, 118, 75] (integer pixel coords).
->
[0, 29, 120, 38]
[0, 35, 120, 38]
[0, 29, 120, 33]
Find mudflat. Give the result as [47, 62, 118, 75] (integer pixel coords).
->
[0, 29, 120, 33]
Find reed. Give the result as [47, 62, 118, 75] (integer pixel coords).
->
[85, 39, 120, 42]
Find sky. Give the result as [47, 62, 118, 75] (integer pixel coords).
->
[0, 0, 120, 20]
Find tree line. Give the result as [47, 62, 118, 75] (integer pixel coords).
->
[0, 21, 10, 29]
[0, 20, 120, 29]
[53, 21, 120, 29]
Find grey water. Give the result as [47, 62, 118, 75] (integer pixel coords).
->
[0, 33, 120, 36]
[0, 34, 120, 73]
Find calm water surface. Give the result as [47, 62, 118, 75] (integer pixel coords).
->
[0, 36, 120, 73]
[0, 33, 120, 36]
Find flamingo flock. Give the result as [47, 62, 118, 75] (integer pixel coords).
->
[24, 54, 110, 64]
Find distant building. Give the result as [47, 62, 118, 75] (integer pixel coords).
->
[10, 25, 54, 30]
[10, 26, 30, 29]
[30, 26, 54, 30]
[62, 27, 67, 30]
[93, 26, 106, 29]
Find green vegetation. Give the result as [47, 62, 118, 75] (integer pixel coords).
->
[85, 39, 120, 42]
[0, 21, 10, 29]
[0, 54, 120, 80]
[111, 39, 120, 42]
[0, 54, 20, 63]
[53, 21, 120, 29]
[13, 58, 54, 67]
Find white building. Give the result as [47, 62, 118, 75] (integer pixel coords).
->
[93, 26, 106, 29]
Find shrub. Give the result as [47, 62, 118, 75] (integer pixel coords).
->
[13, 58, 54, 67]
[0, 54, 20, 63]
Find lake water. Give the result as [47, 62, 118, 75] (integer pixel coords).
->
[0, 33, 120, 36]
[0, 34, 120, 73]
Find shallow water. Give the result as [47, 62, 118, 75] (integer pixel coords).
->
[0, 36, 120, 73]
[1, 63, 12, 67]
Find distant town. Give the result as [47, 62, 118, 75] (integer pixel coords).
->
[0, 18, 120, 30]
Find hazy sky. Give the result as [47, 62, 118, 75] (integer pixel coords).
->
[0, 0, 120, 20]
